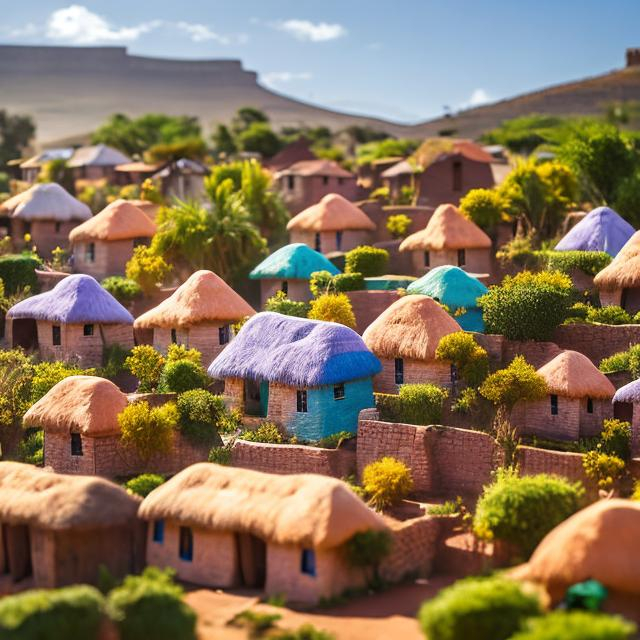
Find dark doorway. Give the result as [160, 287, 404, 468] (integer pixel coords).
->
[11, 319, 38, 351]
[237, 533, 266, 588]
[614, 401, 633, 423]
[244, 380, 268, 418]
[5, 525, 33, 582]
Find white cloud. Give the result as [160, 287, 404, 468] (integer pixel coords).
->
[467, 88, 491, 107]
[262, 71, 313, 87]
[276, 19, 347, 42]
[7, 22, 40, 38]
[176, 22, 228, 44]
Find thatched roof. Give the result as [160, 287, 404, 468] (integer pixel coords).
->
[399, 204, 492, 251]
[19, 148, 73, 169]
[362, 295, 461, 361]
[208, 312, 381, 387]
[67, 144, 131, 168]
[0, 461, 139, 530]
[249, 243, 340, 280]
[7, 274, 134, 324]
[593, 231, 640, 291]
[613, 379, 640, 404]
[0, 183, 91, 222]
[69, 199, 156, 243]
[537, 350, 615, 399]
[555, 206, 634, 257]
[413, 138, 493, 169]
[511, 499, 640, 601]
[286, 194, 376, 232]
[138, 463, 386, 549]
[23, 376, 127, 437]
[278, 159, 354, 178]
[265, 137, 316, 172]
[134, 270, 254, 329]
[153, 158, 208, 178]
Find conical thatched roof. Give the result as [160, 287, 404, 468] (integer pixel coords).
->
[511, 499, 640, 602]
[134, 270, 254, 329]
[0, 183, 91, 222]
[362, 294, 461, 361]
[286, 194, 376, 232]
[138, 463, 386, 550]
[594, 231, 640, 291]
[278, 159, 354, 178]
[249, 243, 340, 280]
[613, 378, 640, 404]
[412, 138, 493, 169]
[537, 350, 615, 399]
[399, 204, 492, 251]
[0, 461, 139, 530]
[67, 144, 131, 168]
[69, 199, 156, 243]
[23, 376, 127, 437]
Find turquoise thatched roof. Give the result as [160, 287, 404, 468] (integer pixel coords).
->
[249, 243, 340, 280]
[406, 265, 488, 332]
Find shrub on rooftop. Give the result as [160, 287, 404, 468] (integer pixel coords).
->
[344, 246, 389, 277]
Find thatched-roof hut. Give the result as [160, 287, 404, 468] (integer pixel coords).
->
[406, 265, 488, 332]
[594, 231, 640, 313]
[138, 462, 386, 602]
[0, 461, 140, 591]
[67, 144, 131, 181]
[612, 378, 640, 457]
[6, 274, 134, 367]
[152, 158, 208, 201]
[134, 270, 254, 364]
[208, 312, 380, 439]
[69, 199, 156, 280]
[513, 350, 615, 440]
[399, 204, 492, 277]
[249, 243, 340, 306]
[286, 193, 374, 253]
[0, 183, 91, 256]
[363, 295, 461, 393]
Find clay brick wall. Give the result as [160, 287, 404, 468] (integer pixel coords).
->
[346, 290, 401, 334]
[259, 279, 311, 307]
[359, 202, 434, 243]
[30, 220, 78, 257]
[408, 247, 492, 278]
[553, 323, 640, 366]
[231, 440, 356, 478]
[73, 238, 135, 280]
[279, 175, 358, 215]
[372, 358, 452, 394]
[153, 322, 230, 366]
[512, 396, 581, 440]
[474, 334, 561, 369]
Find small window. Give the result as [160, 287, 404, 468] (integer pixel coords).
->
[219, 324, 231, 345]
[314, 233, 321, 252]
[287, 175, 295, 190]
[133, 237, 150, 248]
[550, 394, 559, 416]
[83, 324, 94, 337]
[334, 383, 345, 400]
[424, 251, 430, 267]
[179, 526, 194, 562]
[281, 281, 289, 296]
[394, 358, 404, 385]
[71, 433, 83, 456]
[301, 549, 316, 577]
[336, 231, 343, 252]
[52, 325, 61, 346]
[152, 520, 164, 543]
[587, 397, 594, 414]
[453, 160, 463, 191]
[55, 222, 61, 233]
[85, 242, 95, 263]
[322, 176, 329, 186]
[170, 328, 177, 344]
[457, 249, 466, 267]
[296, 389, 308, 413]
[450, 363, 458, 385]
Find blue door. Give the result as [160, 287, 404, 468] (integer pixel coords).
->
[259, 380, 270, 418]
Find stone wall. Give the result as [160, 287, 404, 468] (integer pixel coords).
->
[346, 290, 400, 334]
[554, 323, 640, 366]
[474, 334, 562, 369]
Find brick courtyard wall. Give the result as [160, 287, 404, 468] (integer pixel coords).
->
[408, 247, 492, 278]
[346, 290, 401, 334]
[553, 323, 640, 366]
[474, 334, 561, 369]
[512, 396, 581, 440]
[153, 322, 231, 366]
[372, 357, 452, 394]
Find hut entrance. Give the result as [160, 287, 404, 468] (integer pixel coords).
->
[11, 319, 38, 351]
[621, 288, 640, 315]
[2, 525, 33, 582]
[614, 401, 633, 423]
[237, 533, 266, 589]
[245, 380, 269, 418]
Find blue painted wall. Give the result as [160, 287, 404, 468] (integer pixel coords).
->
[284, 378, 374, 440]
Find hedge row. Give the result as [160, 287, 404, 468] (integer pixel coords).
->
[0, 254, 41, 295]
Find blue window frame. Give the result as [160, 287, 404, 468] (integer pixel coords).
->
[152, 520, 164, 543]
[301, 549, 316, 577]
[550, 394, 559, 416]
[179, 526, 193, 561]
[394, 358, 404, 385]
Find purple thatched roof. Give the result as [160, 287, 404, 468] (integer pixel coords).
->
[7, 274, 134, 324]
[555, 207, 634, 256]
[613, 379, 640, 404]
[208, 312, 381, 387]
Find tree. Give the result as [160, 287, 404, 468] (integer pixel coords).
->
[211, 124, 237, 157]
[0, 349, 35, 456]
[237, 122, 283, 158]
[0, 110, 35, 169]
[231, 107, 269, 135]
[125, 246, 172, 294]
[144, 138, 206, 162]
[459, 188, 505, 230]
[37, 159, 74, 194]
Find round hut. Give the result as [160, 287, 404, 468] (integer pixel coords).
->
[612, 378, 640, 457]
[249, 243, 340, 306]
[286, 193, 376, 254]
[0, 183, 91, 256]
[594, 231, 640, 313]
[406, 265, 488, 332]
[69, 199, 156, 280]
[6, 274, 134, 367]
[399, 203, 492, 277]
[362, 294, 461, 393]
[134, 270, 255, 365]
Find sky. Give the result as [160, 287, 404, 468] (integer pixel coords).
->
[1, 1, 639, 124]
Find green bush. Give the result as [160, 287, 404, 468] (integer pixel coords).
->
[106, 567, 197, 640]
[386, 213, 412, 238]
[240, 421, 284, 444]
[118, 401, 177, 460]
[101, 276, 143, 304]
[600, 418, 631, 460]
[376, 384, 448, 425]
[30, 361, 89, 403]
[587, 305, 632, 325]
[342, 530, 392, 571]
[17, 429, 43, 466]
[344, 246, 389, 277]
[125, 473, 165, 497]
[0, 254, 41, 295]
[566, 301, 590, 321]
[125, 345, 165, 392]
[176, 389, 224, 445]
[510, 610, 636, 640]
[362, 456, 413, 510]
[599, 343, 640, 376]
[333, 272, 365, 292]
[158, 360, 208, 393]
[435, 332, 489, 386]
[100, 344, 131, 379]
[417, 576, 541, 640]
[0, 585, 105, 640]
[265, 290, 310, 317]
[478, 271, 573, 341]
[459, 188, 505, 230]
[546, 250, 612, 277]
[309, 271, 364, 296]
[316, 430, 354, 449]
[208, 444, 233, 465]
[583, 450, 626, 490]
[473, 468, 584, 557]
[308, 293, 356, 328]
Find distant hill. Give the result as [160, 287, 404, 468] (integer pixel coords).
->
[2, 45, 640, 147]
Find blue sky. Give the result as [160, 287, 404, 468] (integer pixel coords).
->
[2, 1, 639, 123]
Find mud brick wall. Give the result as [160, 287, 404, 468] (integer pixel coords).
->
[231, 440, 356, 478]
[554, 323, 640, 366]
[346, 290, 401, 334]
[474, 334, 562, 369]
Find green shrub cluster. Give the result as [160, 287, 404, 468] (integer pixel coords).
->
[586, 305, 632, 325]
[30, 361, 89, 403]
[599, 343, 640, 376]
[361, 456, 413, 510]
[125, 345, 166, 392]
[176, 389, 224, 445]
[435, 332, 489, 386]
[118, 401, 177, 460]
[342, 529, 392, 576]
[479, 356, 547, 411]
[376, 384, 448, 425]
[386, 213, 412, 238]
[344, 246, 389, 277]
[125, 473, 165, 497]
[240, 421, 284, 444]
[158, 360, 208, 394]
[309, 270, 365, 296]
[510, 611, 636, 640]
[17, 429, 43, 466]
[600, 418, 632, 460]
[265, 290, 310, 317]
[208, 443, 233, 465]
[101, 344, 131, 379]
[101, 276, 143, 304]
[545, 250, 612, 276]
[583, 450, 626, 490]
[308, 293, 356, 328]
[0, 254, 41, 295]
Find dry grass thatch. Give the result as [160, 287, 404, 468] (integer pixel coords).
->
[69, 199, 156, 242]
[23, 375, 127, 437]
[278, 159, 354, 178]
[399, 204, 492, 251]
[537, 350, 615, 399]
[134, 270, 255, 329]
[594, 230, 640, 291]
[286, 194, 376, 232]
[413, 138, 493, 168]
[139, 463, 386, 549]
[0, 461, 139, 530]
[0, 183, 91, 222]
[362, 294, 461, 361]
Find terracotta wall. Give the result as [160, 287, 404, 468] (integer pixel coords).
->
[153, 322, 231, 366]
[373, 357, 452, 394]
[73, 238, 135, 280]
[289, 229, 372, 255]
[407, 247, 492, 278]
[22, 219, 78, 257]
[259, 279, 311, 307]
[346, 290, 401, 334]
[553, 323, 640, 366]
[358, 201, 434, 243]
[279, 175, 358, 215]
[512, 396, 581, 441]
[474, 334, 562, 369]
